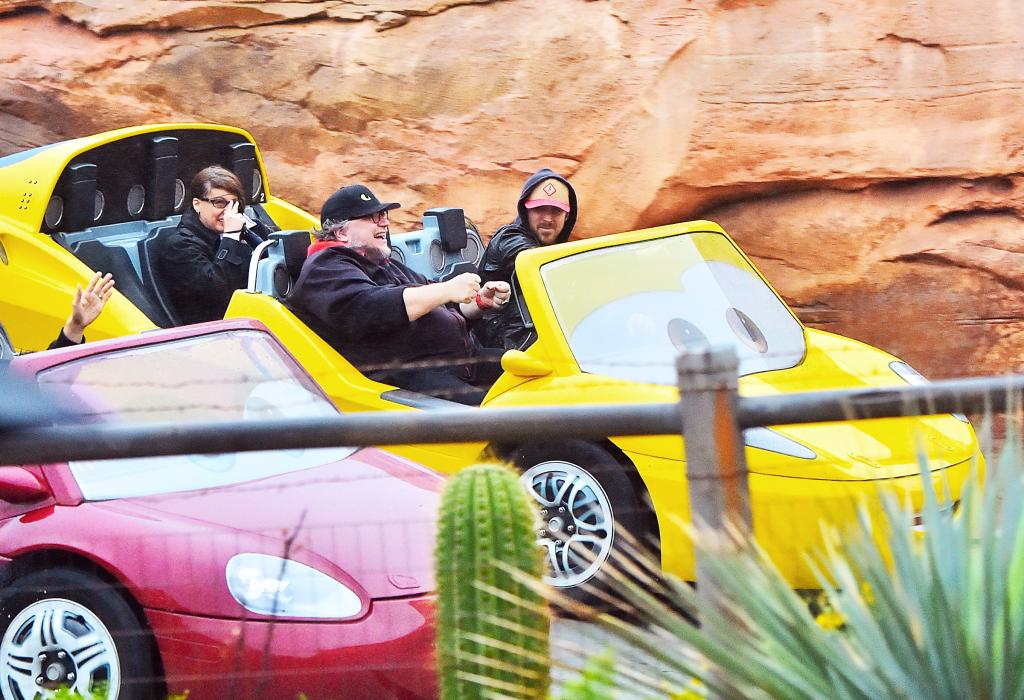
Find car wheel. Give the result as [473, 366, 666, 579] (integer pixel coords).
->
[0, 567, 154, 700]
[514, 441, 651, 603]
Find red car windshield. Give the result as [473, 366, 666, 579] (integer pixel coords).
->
[36, 330, 355, 500]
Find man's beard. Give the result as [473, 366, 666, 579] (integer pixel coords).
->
[352, 245, 390, 265]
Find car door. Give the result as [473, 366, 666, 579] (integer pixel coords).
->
[0, 224, 154, 352]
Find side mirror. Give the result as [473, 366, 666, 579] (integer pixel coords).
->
[501, 350, 551, 378]
[0, 467, 49, 504]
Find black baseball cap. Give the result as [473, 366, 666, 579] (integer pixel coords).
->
[320, 184, 400, 225]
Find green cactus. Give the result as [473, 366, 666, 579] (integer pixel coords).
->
[435, 463, 550, 700]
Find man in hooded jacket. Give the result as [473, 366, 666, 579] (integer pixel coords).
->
[477, 168, 577, 349]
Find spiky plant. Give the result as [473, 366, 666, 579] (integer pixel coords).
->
[435, 463, 550, 700]
[551, 422, 1018, 699]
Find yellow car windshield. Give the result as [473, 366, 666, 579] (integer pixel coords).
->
[540, 231, 807, 384]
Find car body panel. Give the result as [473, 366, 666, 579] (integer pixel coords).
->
[0, 452, 440, 613]
[149, 599, 436, 699]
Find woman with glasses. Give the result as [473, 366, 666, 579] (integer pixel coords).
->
[158, 165, 273, 325]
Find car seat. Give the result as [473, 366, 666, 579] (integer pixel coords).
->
[247, 230, 311, 300]
[138, 225, 186, 327]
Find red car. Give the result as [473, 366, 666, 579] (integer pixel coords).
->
[0, 319, 440, 699]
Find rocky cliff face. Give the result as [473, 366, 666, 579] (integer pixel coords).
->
[2, 0, 1023, 378]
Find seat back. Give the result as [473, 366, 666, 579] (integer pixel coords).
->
[138, 224, 186, 327]
[389, 208, 484, 282]
[247, 230, 311, 300]
[66, 219, 180, 328]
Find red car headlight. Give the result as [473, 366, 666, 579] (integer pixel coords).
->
[225, 553, 364, 619]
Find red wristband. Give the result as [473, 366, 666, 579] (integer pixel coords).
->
[475, 292, 492, 310]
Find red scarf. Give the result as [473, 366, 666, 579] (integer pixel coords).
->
[306, 240, 348, 258]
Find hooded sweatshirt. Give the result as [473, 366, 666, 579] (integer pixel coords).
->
[476, 168, 577, 349]
[478, 168, 577, 287]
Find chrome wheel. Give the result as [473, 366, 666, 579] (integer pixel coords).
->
[1, 598, 120, 699]
[521, 461, 615, 588]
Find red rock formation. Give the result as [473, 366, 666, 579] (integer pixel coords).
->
[1, 0, 1022, 378]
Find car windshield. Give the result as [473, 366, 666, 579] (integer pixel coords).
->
[36, 330, 355, 500]
[541, 231, 806, 385]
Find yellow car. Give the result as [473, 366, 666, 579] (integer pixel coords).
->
[0, 124, 980, 597]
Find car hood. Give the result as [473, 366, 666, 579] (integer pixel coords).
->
[732, 328, 979, 479]
[497, 328, 979, 481]
[114, 448, 442, 600]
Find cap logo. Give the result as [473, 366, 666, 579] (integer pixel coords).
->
[543, 182, 557, 196]
[360, 193, 371, 201]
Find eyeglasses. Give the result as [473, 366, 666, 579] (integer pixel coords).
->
[359, 211, 390, 225]
[198, 196, 239, 210]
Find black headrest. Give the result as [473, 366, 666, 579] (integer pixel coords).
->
[425, 208, 467, 252]
[264, 231, 311, 298]
[270, 230, 310, 280]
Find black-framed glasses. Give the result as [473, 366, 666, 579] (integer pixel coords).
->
[359, 210, 389, 225]
[199, 196, 238, 210]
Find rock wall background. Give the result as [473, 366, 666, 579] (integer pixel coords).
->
[2, 0, 1023, 379]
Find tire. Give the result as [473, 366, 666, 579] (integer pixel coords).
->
[0, 567, 155, 700]
[513, 441, 652, 605]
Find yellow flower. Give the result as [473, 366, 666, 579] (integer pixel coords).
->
[669, 676, 705, 699]
[816, 608, 846, 631]
[671, 688, 705, 700]
[861, 581, 875, 605]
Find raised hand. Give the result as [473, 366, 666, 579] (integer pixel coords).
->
[64, 271, 115, 343]
[222, 199, 247, 236]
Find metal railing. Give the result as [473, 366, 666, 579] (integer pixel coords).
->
[1, 347, 1020, 466]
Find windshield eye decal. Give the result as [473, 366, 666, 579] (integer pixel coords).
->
[668, 318, 711, 353]
[726, 307, 768, 354]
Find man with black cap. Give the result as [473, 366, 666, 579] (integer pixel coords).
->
[478, 167, 577, 349]
[286, 184, 511, 405]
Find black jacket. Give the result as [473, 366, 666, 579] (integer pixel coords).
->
[285, 246, 474, 383]
[477, 168, 577, 349]
[48, 329, 82, 350]
[158, 206, 269, 325]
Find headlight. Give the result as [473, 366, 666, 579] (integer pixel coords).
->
[225, 553, 364, 619]
[743, 427, 816, 459]
[889, 361, 969, 423]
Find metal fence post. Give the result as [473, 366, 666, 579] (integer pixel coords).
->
[676, 347, 751, 700]
[676, 345, 752, 539]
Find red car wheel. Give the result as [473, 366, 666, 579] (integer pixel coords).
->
[0, 568, 155, 700]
